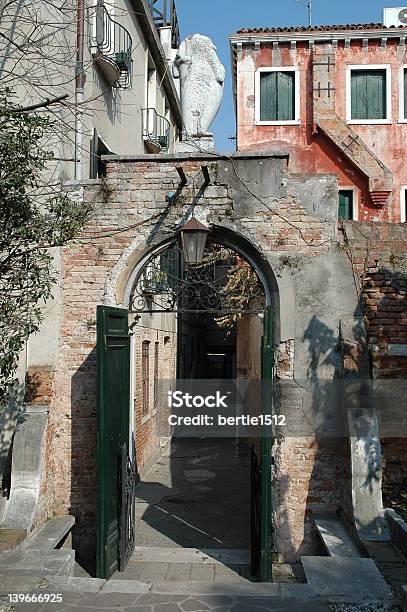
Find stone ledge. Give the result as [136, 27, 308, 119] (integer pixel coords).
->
[0, 528, 27, 551]
[101, 150, 290, 163]
[385, 508, 407, 556]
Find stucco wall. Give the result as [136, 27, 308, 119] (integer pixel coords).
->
[24, 151, 368, 560]
[236, 39, 407, 222]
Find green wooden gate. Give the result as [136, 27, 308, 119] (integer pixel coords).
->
[96, 306, 131, 579]
[260, 305, 274, 581]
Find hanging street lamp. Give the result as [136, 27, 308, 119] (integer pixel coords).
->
[178, 217, 209, 265]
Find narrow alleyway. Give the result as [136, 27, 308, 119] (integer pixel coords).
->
[135, 437, 251, 550]
[111, 437, 297, 585]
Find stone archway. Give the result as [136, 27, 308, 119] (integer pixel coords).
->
[119, 226, 280, 581]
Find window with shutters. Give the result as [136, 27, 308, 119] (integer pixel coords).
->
[142, 341, 150, 414]
[346, 65, 391, 124]
[338, 190, 354, 220]
[255, 68, 300, 124]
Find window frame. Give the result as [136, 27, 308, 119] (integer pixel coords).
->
[153, 341, 159, 409]
[338, 187, 359, 221]
[255, 66, 301, 126]
[400, 187, 407, 223]
[346, 64, 392, 125]
[141, 340, 150, 415]
[398, 66, 407, 123]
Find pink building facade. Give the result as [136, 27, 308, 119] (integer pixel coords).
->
[230, 23, 407, 222]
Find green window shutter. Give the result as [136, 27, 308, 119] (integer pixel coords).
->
[367, 70, 386, 119]
[404, 69, 407, 119]
[338, 190, 354, 220]
[260, 71, 295, 121]
[260, 72, 277, 121]
[351, 70, 386, 120]
[351, 71, 367, 119]
[277, 71, 295, 121]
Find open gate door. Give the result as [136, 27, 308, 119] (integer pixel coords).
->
[96, 306, 132, 579]
[260, 305, 274, 581]
[250, 305, 274, 581]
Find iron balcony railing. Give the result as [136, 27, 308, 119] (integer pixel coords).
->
[142, 108, 170, 151]
[146, 0, 180, 49]
[89, 0, 132, 88]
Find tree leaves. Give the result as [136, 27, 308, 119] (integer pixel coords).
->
[0, 91, 91, 401]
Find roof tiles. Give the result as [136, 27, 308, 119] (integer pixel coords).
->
[235, 23, 406, 35]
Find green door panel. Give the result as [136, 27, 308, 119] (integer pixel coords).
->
[260, 72, 277, 121]
[339, 190, 354, 220]
[277, 71, 295, 121]
[260, 305, 273, 582]
[96, 306, 130, 579]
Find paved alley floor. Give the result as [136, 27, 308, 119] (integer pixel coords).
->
[133, 438, 251, 551]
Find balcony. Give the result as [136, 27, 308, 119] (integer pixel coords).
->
[142, 108, 170, 152]
[146, 0, 180, 49]
[89, 0, 132, 89]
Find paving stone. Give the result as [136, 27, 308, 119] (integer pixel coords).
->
[79, 592, 140, 607]
[165, 563, 192, 582]
[37, 576, 105, 593]
[189, 565, 215, 582]
[0, 575, 43, 594]
[153, 604, 182, 612]
[195, 595, 234, 606]
[101, 579, 152, 593]
[180, 597, 211, 610]
[135, 594, 183, 604]
[301, 557, 393, 602]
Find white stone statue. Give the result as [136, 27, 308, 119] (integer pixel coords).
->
[173, 34, 225, 138]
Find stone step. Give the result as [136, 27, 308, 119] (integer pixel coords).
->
[313, 515, 361, 558]
[0, 548, 75, 576]
[131, 546, 251, 565]
[0, 577, 332, 612]
[21, 515, 74, 551]
[301, 556, 393, 603]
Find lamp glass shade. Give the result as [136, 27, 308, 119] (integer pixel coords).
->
[179, 218, 209, 265]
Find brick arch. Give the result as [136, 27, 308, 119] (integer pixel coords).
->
[114, 224, 287, 341]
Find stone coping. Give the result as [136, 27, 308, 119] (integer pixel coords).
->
[385, 508, 407, 556]
[101, 150, 290, 163]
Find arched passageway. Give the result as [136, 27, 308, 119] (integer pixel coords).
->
[124, 228, 279, 582]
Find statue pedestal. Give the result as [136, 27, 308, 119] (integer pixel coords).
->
[176, 134, 215, 154]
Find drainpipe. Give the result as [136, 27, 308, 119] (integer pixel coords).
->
[75, 0, 86, 180]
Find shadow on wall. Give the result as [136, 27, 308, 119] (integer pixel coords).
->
[273, 309, 385, 561]
[70, 348, 98, 570]
[273, 315, 344, 560]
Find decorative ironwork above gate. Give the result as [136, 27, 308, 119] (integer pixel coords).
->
[130, 241, 265, 314]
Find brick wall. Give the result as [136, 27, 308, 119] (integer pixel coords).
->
[341, 220, 407, 511]
[27, 157, 406, 563]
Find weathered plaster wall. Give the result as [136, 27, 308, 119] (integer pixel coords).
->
[236, 40, 407, 222]
[25, 152, 406, 563]
[340, 220, 407, 517]
[27, 152, 360, 560]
